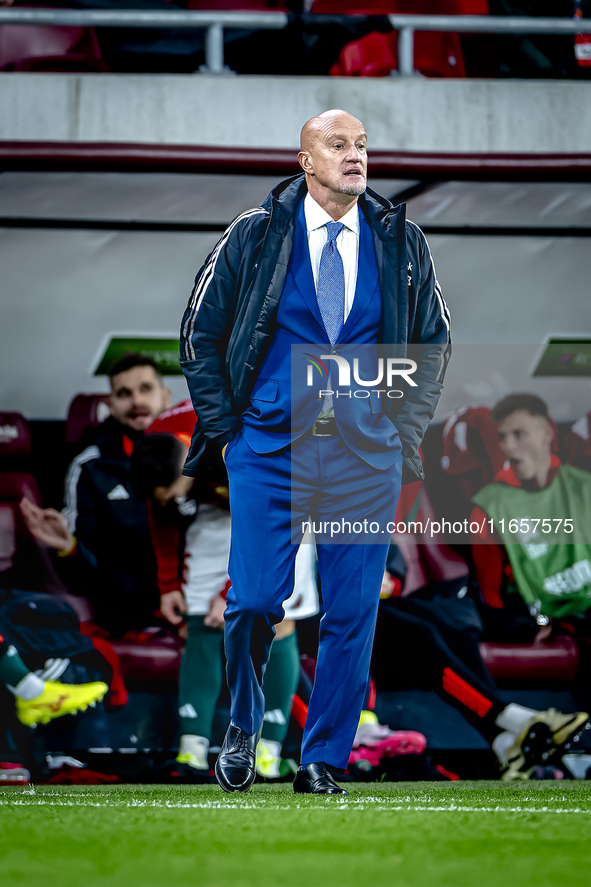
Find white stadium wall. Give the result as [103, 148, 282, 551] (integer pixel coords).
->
[1, 74, 591, 153]
[1, 75, 590, 421]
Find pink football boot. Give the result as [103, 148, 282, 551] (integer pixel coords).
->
[349, 711, 426, 768]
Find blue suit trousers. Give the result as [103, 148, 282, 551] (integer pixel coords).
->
[223, 429, 402, 769]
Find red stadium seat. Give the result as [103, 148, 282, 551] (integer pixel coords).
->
[0, 413, 62, 596]
[312, 0, 393, 10]
[312, 0, 488, 15]
[0, 22, 108, 73]
[65, 394, 111, 447]
[480, 636, 580, 684]
[413, 31, 465, 77]
[330, 31, 396, 77]
[111, 631, 181, 685]
[318, 0, 489, 77]
[0, 412, 32, 459]
[0, 412, 40, 573]
[0, 474, 41, 574]
[330, 28, 466, 77]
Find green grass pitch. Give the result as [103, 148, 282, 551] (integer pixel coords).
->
[2, 782, 591, 887]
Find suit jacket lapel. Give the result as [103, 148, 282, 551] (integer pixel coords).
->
[338, 213, 378, 343]
[291, 200, 328, 339]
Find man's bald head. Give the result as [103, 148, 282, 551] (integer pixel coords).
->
[300, 109, 365, 153]
[298, 110, 368, 219]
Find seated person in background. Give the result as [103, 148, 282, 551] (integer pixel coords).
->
[61, 352, 171, 637]
[1, 497, 108, 728]
[375, 495, 589, 780]
[471, 393, 591, 631]
[132, 404, 317, 780]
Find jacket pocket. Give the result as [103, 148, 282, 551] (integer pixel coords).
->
[223, 429, 242, 463]
[251, 380, 279, 403]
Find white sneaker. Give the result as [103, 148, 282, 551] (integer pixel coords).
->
[502, 709, 590, 781]
[177, 734, 209, 770]
[256, 738, 282, 779]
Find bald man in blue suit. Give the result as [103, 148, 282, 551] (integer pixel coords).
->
[180, 109, 451, 794]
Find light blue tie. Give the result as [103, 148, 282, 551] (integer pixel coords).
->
[316, 221, 345, 414]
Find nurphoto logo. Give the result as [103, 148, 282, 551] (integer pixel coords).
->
[304, 353, 417, 400]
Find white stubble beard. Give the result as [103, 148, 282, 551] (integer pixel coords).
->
[337, 179, 367, 196]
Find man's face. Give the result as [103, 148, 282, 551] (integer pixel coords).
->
[109, 366, 171, 432]
[301, 114, 368, 198]
[496, 410, 553, 482]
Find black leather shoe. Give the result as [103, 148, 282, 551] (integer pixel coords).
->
[215, 724, 259, 793]
[293, 762, 348, 795]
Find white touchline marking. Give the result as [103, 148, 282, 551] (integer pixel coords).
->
[2, 798, 591, 815]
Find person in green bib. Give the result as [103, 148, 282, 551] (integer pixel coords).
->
[471, 393, 591, 778]
[472, 393, 591, 623]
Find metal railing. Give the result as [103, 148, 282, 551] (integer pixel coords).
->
[0, 9, 590, 77]
[0, 9, 289, 74]
[388, 14, 591, 77]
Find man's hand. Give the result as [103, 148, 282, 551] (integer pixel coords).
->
[380, 570, 396, 599]
[160, 590, 187, 625]
[19, 497, 74, 552]
[204, 592, 226, 629]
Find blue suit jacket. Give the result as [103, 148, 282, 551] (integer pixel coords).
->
[241, 200, 401, 470]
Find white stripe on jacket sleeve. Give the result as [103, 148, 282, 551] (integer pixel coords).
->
[62, 446, 100, 532]
[181, 207, 269, 361]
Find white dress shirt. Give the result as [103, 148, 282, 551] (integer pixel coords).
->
[304, 192, 359, 323]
